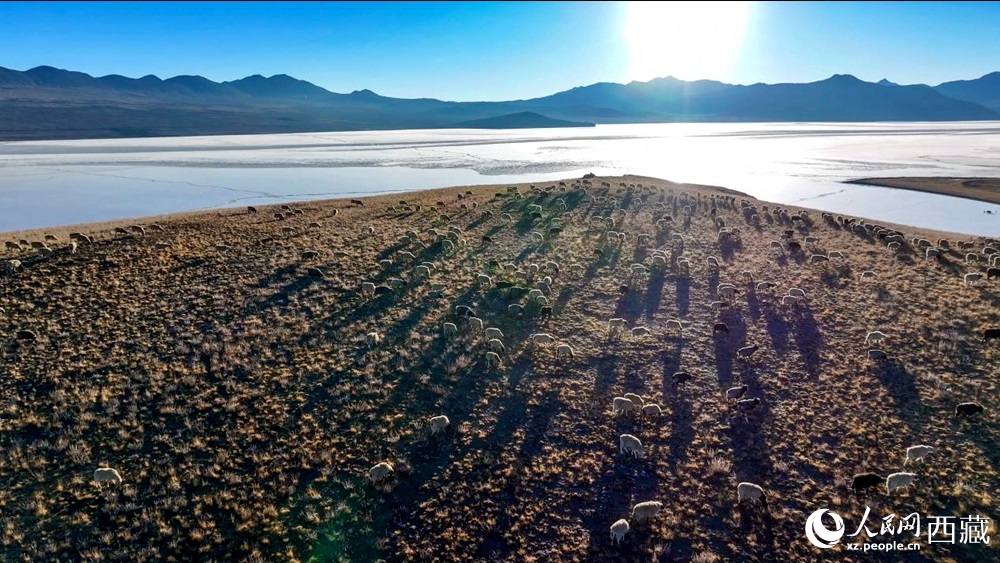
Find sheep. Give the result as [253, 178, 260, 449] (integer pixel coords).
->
[886, 472, 917, 495]
[736, 397, 761, 414]
[546, 342, 571, 358]
[788, 287, 806, 298]
[706, 256, 720, 268]
[983, 328, 1000, 341]
[865, 331, 887, 345]
[15, 329, 38, 341]
[443, 322, 459, 336]
[756, 281, 777, 292]
[610, 519, 630, 544]
[608, 318, 628, 334]
[737, 482, 767, 510]
[428, 415, 451, 435]
[247, 206, 258, 214]
[301, 250, 319, 260]
[861, 270, 877, 280]
[965, 273, 983, 284]
[956, 402, 985, 417]
[487, 338, 506, 353]
[904, 445, 934, 466]
[665, 319, 683, 332]
[630, 326, 651, 337]
[851, 472, 885, 495]
[508, 304, 525, 316]
[467, 316, 484, 331]
[619, 434, 644, 458]
[736, 344, 760, 360]
[612, 397, 636, 415]
[373, 285, 393, 297]
[966, 253, 980, 263]
[631, 500, 663, 524]
[828, 250, 846, 259]
[484, 327, 504, 340]
[485, 351, 502, 367]
[672, 371, 693, 386]
[4, 241, 21, 251]
[641, 404, 662, 416]
[925, 248, 940, 259]
[867, 349, 888, 361]
[5, 259, 23, 273]
[366, 332, 381, 349]
[713, 322, 729, 335]
[988, 267, 1000, 280]
[93, 467, 123, 488]
[361, 282, 376, 297]
[623, 393, 644, 407]
[781, 295, 798, 306]
[718, 285, 739, 300]
[476, 273, 493, 286]
[388, 277, 407, 288]
[530, 333, 555, 345]
[368, 462, 393, 483]
[726, 384, 748, 401]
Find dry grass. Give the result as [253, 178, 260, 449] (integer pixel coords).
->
[1, 174, 998, 562]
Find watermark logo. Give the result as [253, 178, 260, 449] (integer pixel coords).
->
[804, 508, 992, 552]
[805, 509, 845, 549]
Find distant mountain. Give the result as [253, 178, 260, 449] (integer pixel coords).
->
[454, 112, 594, 129]
[1, 64, 999, 141]
[877, 78, 898, 86]
[934, 72, 1000, 112]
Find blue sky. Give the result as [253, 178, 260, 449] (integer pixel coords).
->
[1, 1, 999, 101]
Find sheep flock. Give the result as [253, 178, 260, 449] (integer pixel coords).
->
[0, 175, 997, 561]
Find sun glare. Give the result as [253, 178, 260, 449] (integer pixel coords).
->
[624, 1, 751, 82]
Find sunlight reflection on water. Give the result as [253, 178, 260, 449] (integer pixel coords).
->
[1, 122, 998, 235]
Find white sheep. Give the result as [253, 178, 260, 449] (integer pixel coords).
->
[965, 273, 983, 284]
[428, 415, 451, 435]
[641, 404, 662, 416]
[608, 318, 628, 334]
[612, 397, 636, 415]
[788, 287, 806, 298]
[485, 351, 501, 367]
[467, 317, 484, 331]
[487, 338, 506, 353]
[781, 295, 798, 306]
[665, 319, 683, 332]
[619, 434, 644, 458]
[886, 472, 916, 494]
[443, 322, 459, 336]
[93, 467, 123, 488]
[610, 519, 630, 544]
[556, 344, 574, 358]
[368, 462, 394, 483]
[861, 270, 877, 280]
[725, 384, 749, 401]
[530, 333, 555, 345]
[865, 331, 887, 345]
[623, 393, 644, 407]
[904, 445, 934, 466]
[485, 327, 504, 340]
[366, 332, 381, 348]
[737, 482, 767, 509]
[361, 282, 376, 297]
[630, 326, 651, 337]
[631, 500, 663, 523]
[477, 273, 493, 286]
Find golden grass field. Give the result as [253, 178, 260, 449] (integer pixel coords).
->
[846, 177, 1000, 206]
[1, 175, 998, 562]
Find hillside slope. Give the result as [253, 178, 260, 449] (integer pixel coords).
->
[1, 176, 998, 562]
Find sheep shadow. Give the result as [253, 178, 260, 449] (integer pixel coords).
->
[746, 287, 762, 320]
[870, 358, 921, 414]
[792, 306, 823, 379]
[643, 270, 666, 320]
[582, 449, 660, 562]
[761, 304, 793, 357]
[613, 286, 645, 327]
[664, 381, 695, 472]
[675, 277, 690, 316]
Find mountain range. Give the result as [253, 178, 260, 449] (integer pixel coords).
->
[2, 65, 1000, 141]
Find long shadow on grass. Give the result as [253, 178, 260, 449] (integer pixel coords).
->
[643, 270, 666, 320]
[792, 305, 823, 379]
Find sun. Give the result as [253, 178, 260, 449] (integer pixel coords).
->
[624, 1, 751, 82]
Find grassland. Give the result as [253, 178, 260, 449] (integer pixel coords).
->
[846, 177, 1000, 206]
[1, 175, 998, 562]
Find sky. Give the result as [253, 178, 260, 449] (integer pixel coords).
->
[1, 1, 999, 101]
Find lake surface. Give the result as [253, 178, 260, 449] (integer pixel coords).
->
[1, 122, 999, 236]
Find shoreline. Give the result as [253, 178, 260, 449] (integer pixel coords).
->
[845, 176, 1000, 206]
[1, 174, 988, 245]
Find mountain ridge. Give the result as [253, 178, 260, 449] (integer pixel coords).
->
[1, 65, 999, 140]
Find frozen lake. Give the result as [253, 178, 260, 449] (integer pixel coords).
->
[1, 122, 999, 236]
